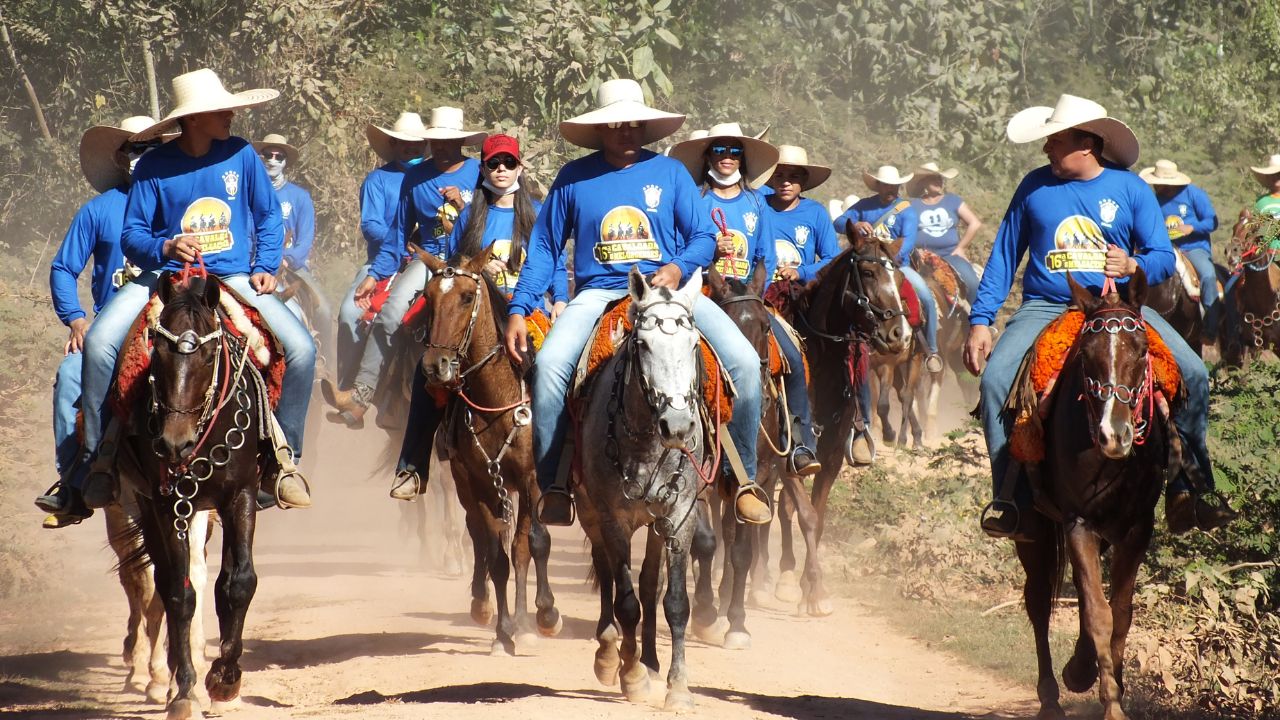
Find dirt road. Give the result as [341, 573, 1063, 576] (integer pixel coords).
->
[1, 420, 1036, 720]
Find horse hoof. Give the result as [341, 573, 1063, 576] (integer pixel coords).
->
[774, 572, 802, 604]
[664, 689, 696, 712]
[491, 639, 516, 657]
[1035, 706, 1067, 720]
[205, 673, 241, 704]
[470, 597, 495, 626]
[621, 665, 651, 703]
[1062, 654, 1098, 693]
[749, 587, 771, 608]
[536, 608, 563, 637]
[805, 597, 834, 617]
[692, 617, 729, 645]
[146, 680, 169, 705]
[722, 631, 751, 650]
[594, 628, 620, 686]
[444, 555, 464, 578]
[166, 699, 204, 720]
[208, 695, 243, 714]
[514, 631, 539, 649]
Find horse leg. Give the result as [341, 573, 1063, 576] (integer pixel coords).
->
[436, 458, 465, 576]
[606, 526, 648, 703]
[774, 476, 802, 604]
[484, 505, 516, 657]
[510, 489, 536, 644]
[662, 523, 695, 711]
[106, 503, 150, 695]
[187, 512, 211, 712]
[142, 505, 202, 720]
[783, 473, 831, 617]
[458, 480, 494, 627]
[722, 495, 753, 650]
[587, 535, 620, 687]
[689, 501, 725, 644]
[527, 491, 561, 638]
[638, 528, 662, 677]
[875, 368, 895, 444]
[1016, 527, 1065, 720]
[749, 476, 776, 608]
[1064, 524, 1125, 720]
[1106, 527, 1153, 713]
[205, 493, 256, 711]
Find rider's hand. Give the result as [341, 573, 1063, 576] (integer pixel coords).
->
[250, 272, 277, 295]
[354, 276, 377, 310]
[963, 324, 994, 376]
[715, 234, 736, 257]
[65, 317, 89, 355]
[505, 314, 528, 364]
[650, 263, 682, 290]
[776, 267, 800, 282]
[484, 258, 507, 277]
[550, 301, 567, 323]
[1177, 223, 1195, 238]
[1104, 244, 1138, 278]
[852, 221, 875, 239]
[440, 185, 465, 210]
[162, 235, 201, 263]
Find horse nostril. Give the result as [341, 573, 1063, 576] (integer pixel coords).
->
[889, 324, 903, 341]
[659, 418, 671, 437]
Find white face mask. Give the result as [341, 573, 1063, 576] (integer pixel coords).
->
[265, 156, 286, 181]
[483, 178, 520, 197]
[707, 167, 742, 187]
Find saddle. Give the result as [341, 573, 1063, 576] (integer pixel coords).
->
[359, 275, 397, 325]
[913, 249, 964, 310]
[112, 276, 285, 420]
[1007, 308, 1182, 463]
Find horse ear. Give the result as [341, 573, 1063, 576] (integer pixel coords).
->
[706, 262, 727, 298]
[748, 257, 767, 296]
[628, 266, 649, 304]
[203, 276, 220, 309]
[681, 268, 702, 303]
[462, 251, 489, 275]
[889, 237, 905, 262]
[421, 252, 447, 277]
[1128, 265, 1148, 308]
[843, 219, 864, 251]
[1067, 272, 1098, 313]
[158, 272, 174, 304]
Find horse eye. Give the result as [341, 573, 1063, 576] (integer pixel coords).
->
[460, 292, 474, 304]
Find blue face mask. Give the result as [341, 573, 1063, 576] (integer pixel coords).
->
[403, 156, 425, 168]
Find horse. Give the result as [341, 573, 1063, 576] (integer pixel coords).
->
[911, 249, 976, 437]
[1014, 270, 1174, 720]
[777, 225, 912, 614]
[414, 251, 561, 654]
[1144, 251, 1203, 354]
[1220, 209, 1280, 367]
[116, 272, 277, 720]
[576, 268, 710, 710]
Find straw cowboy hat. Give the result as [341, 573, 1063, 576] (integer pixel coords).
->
[559, 78, 685, 150]
[130, 68, 278, 142]
[417, 106, 486, 145]
[1139, 159, 1192, 186]
[365, 112, 428, 162]
[669, 122, 780, 189]
[79, 115, 174, 192]
[1006, 94, 1140, 168]
[915, 161, 959, 179]
[773, 144, 831, 191]
[252, 133, 299, 166]
[863, 165, 914, 190]
[1249, 154, 1280, 186]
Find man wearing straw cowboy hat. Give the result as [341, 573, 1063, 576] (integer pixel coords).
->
[77, 67, 314, 511]
[34, 115, 170, 528]
[1139, 159, 1220, 342]
[332, 113, 428, 392]
[322, 106, 485, 429]
[965, 94, 1235, 539]
[1249, 153, 1280, 220]
[504, 78, 771, 526]
[833, 164, 945, 374]
[252, 133, 333, 350]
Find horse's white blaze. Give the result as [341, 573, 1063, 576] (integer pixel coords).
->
[1098, 331, 1129, 452]
[887, 271, 911, 339]
[439, 277, 454, 294]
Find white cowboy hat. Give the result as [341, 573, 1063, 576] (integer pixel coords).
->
[79, 115, 174, 192]
[843, 194, 860, 211]
[1138, 159, 1192, 187]
[772, 144, 831, 191]
[365, 112, 428, 162]
[252, 133, 299, 166]
[559, 79, 685, 150]
[130, 68, 278, 142]
[753, 123, 771, 142]
[418, 106, 486, 145]
[863, 165, 914, 190]
[1249, 154, 1280, 186]
[669, 122, 780, 189]
[688, 129, 710, 141]
[1006, 94, 1140, 168]
[915, 161, 959, 179]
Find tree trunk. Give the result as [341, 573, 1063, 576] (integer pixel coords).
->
[0, 12, 52, 141]
[142, 39, 160, 120]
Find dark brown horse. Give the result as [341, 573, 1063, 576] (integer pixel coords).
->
[117, 273, 274, 720]
[1015, 270, 1173, 720]
[1220, 209, 1280, 367]
[1144, 250, 1203, 354]
[415, 252, 561, 654]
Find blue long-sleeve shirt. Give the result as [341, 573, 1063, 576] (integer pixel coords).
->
[971, 165, 1176, 326]
[123, 137, 283, 277]
[359, 162, 406, 264]
[49, 187, 128, 325]
[769, 197, 840, 282]
[370, 158, 482, 280]
[832, 196, 919, 265]
[702, 188, 776, 284]
[277, 181, 316, 269]
[444, 199, 568, 300]
[509, 150, 717, 317]
[1156, 183, 1216, 255]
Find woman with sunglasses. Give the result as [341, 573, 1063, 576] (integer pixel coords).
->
[670, 124, 822, 476]
[388, 134, 568, 500]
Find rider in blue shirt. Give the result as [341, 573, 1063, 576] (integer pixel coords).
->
[1139, 160, 1220, 342]
[908, 163, 985, 304]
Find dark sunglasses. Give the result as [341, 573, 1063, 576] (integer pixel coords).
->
[260, 150, 286, 161]
[120, 140, 159, 156]
[484, 155, 519, 171]
[603, 120, 646, 130]
[709, 145, 744, 158]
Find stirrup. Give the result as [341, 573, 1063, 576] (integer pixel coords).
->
[536, 486, 576, 526]
[979, 500, 1021, 539]
[272, 447, 311, 509]
[390, 469, 422, 501]
[733, 482, 772, 525]
[845, 427, 876, 466]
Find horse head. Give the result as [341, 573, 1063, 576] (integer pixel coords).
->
[417, 252, 494, 388]
[627, 267, 703, 450]
[706, 261, 771, 367]
[150, 274, 224, 463]
[1068, 270, 1151, 460]
[815, 220, 909, 352]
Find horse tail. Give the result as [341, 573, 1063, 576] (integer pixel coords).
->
[1048, 521, 1068, 614]
[109, 505, 152, 577]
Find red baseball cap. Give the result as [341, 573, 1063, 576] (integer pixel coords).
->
[481, 134, 521, 163]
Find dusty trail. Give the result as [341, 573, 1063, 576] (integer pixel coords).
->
[1, 417, 1035, 719]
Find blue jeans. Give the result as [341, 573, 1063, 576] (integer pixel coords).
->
[769, 315, 817, 449]
[1182, 247, 1220, 341]
[901, 266, 939, 355]
[335, 263, 371, 389]
[353, 259, 428, 391]
[81, 271, 317, 458]
[53, 352, 85, 486]
[978, 300, 1214, 500]
[943, 254, 980, 305]
[531, 287, 762, 490]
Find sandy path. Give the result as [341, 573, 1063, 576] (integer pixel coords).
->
[0, 418, 1035, 720]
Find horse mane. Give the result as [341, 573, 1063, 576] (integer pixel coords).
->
[445, 252, 534, 376]
[802, 246, 856, 333]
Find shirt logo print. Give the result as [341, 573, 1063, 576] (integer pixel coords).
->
[223, 170, 240, 200]
[643, 184, 662, 212]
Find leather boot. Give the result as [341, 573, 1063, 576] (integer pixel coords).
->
[537, 488, 575, 527]
[788, 446, 822, 476]
[734, 483, 772, 525]
[389, 469, 422, 501]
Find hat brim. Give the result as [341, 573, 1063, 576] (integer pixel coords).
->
[129, 88, 279, 142]
[1006, 106, 1140, 168]
[365, 124, 426, 162]
[252, 140, 299, 166]
[1250, 165, 1280, 187]
[863, 170, 915, 191]
[79, 125, 178, 192]
[418, 128, 487, 145]
[916, 165, 959, 180]
[559, 102, 685, 150]
[668, 135, 780, 189]
[1138, 167, 1191, 186]
[772, 162, 831, 191]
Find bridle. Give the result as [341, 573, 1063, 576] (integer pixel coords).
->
[1077, 304, 1155, 449]
[798, 246, 907, 346]
[419, 265, 503, 387]
[624, 299, 700, 415]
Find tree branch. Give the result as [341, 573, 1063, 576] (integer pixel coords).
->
[0, 10, 52, 141]
[142, 38, 160, 120]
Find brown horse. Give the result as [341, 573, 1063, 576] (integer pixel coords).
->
[910, 250, 975, 437]
[415, 251, 561, 654]
[116, 273, 274, 720]
[1144, 250, 1203, 354]
[1220, 209, 1280, 367]
[1015, 270, 1173, 720]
